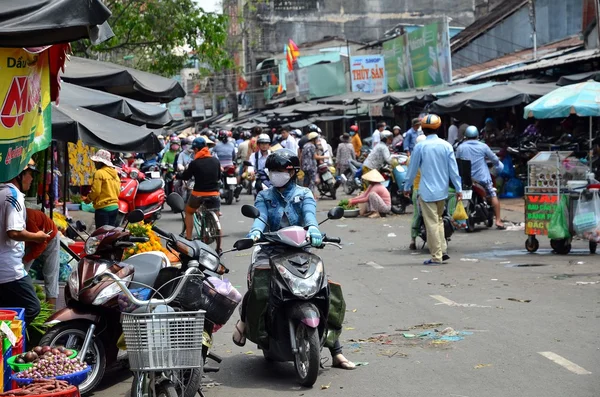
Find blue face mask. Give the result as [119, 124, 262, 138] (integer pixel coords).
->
[349, 131, 355, 136]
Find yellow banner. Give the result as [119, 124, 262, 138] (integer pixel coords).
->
[0, 48, 51, 181]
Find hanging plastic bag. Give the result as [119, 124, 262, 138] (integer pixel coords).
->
[452, 200, 468, 229]
[499, 154, 515, 179]
[548, 195, 570, 239]
[573, 191, 600, 235]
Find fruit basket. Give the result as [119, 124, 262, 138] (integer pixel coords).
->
[8, 351, 78, 372]
[12, 366, 91, 387]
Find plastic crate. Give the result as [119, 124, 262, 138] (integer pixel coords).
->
[1, 308, 26, 352]
[0, 352, 3, 393]
[3, 344, 12, 392]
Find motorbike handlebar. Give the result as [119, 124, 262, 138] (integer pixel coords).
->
[128, 236, 149, 243]
[152, 225, 171, 239]
[323, 236, 341, 244]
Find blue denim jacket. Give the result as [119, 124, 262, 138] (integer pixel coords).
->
[249, 183, 318, 234]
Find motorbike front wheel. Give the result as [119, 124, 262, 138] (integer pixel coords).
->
[293, 323, 320, 387]
[40, 321, 106, 395]
[130, 370, 201, 397]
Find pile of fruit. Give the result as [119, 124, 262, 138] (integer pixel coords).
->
[13, 346, 74, 365]
[0, 380, 74, 396]
[14, 347, 86, 379]
[123, 222, 173, 260]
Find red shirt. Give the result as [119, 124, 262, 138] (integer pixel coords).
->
[24, 209, 58, 263]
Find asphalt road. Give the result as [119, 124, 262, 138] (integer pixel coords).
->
[94, 192, 599, 397]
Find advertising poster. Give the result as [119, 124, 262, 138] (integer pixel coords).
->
[524, 194, 559, 235]
[350, 55, 387, 94]
[0, 48, 51, 182]
[383, 21, 452, 91]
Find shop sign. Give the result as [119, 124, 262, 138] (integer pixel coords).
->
[525, 194, 559, 235]
[0, 48, 51, 182]
[350, 55, 387, 94]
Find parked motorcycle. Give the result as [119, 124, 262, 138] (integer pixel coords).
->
[381, 153, 412, 215]
[316, 163, 338, 199]
[237, 204, 344, 387]
[116, 164, 166, 226]
[343, 160, 363, 195]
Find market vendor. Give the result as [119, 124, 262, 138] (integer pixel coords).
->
[349, 169, 391, 218]
[0, 160, 47, 324]
[23, 209, 59, 306]
[84, 149, 121, 228]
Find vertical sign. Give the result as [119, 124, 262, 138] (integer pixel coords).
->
[285, 71, 297, 99]
[350, 55, 387, 94]
[297, 68, 310, 97]
[0, 48, 51, 181]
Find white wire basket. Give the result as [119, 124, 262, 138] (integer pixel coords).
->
[121, 310, 205, 371]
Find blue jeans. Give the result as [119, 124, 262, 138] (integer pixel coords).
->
[0, 276, 40, 323]
[95, 209, 118, 228]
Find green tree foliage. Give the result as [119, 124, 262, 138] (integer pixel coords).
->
[73, 0, 233, 76]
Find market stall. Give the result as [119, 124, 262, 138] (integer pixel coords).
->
[522, 81, 600, 255]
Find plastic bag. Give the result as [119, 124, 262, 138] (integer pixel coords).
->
[548, 195, 570, 239]
[81, 202, 95, 213]
[117, 288, 152, 313]
[453, 201, 468, 221]
[573, 191, 600, 235]
[499, 155, 515, 179]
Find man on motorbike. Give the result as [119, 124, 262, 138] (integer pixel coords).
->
[249, 134, 272, 197]
[161, 138, 180, 195]
[363, 130, 393, 177]
[214, 130, 243, 201]
[176, 138, 195, 171]
[456, 126, 505, 229]
[232, 149, 355, 370]
[178, 137, 221, 240]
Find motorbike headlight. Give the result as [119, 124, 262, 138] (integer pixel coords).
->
[276, 261, 324, 299]
[130, 170, 139, 180]
[85, 236, 101, 255]
[92, 274, 133, 305]
[68, 269, 79, 300]
[200, 250, 220, 272]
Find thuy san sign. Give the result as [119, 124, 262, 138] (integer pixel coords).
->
[350, 56, 386, 94]
[0, 48, 51, 182]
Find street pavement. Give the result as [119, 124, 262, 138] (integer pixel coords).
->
[92, 192, 599, 397]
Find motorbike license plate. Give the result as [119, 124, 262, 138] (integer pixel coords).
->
[150, 171, 160, 179]
[227, 177, 237, 185]
[322, 172, 333, 181]
[462, 190, 473, 200]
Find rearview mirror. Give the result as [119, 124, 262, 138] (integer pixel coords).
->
[234, 238, 255, 251]
[241, 205, 260, 219]
[328, 207, 344, 220]
[127, 209, 145, 223]
[76, 220, 87, 232]
[167, 193, 186, 214]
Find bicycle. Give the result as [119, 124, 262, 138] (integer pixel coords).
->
[179, 203, 222, 253]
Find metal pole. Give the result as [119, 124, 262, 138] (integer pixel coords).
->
[346, 38, 352, 93]
[63, 141, 69, 216]
[529, 0, 537, 60]
[49, 141, 54, 218]
[589, 116, 593, 174]
[41, 147, 48, 212]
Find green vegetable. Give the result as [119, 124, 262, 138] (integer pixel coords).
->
[337, 199, 357, 211]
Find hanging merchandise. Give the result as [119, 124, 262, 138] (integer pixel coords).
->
[68, 140, 96, 186]
[573, 191, 600, 235]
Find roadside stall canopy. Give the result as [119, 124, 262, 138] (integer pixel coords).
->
[61, 56, 186, 103]
[52, 104, 162, 153]
[557, 71, 600, 86]
[429, 83, 557, 114]
[0, 0, 113, 47]
[61, 83, 173, 128]
[284, 119, 315, 129]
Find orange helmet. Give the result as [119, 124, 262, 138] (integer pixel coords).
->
[421, 114, 442, 130]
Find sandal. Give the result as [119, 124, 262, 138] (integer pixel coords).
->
[423, 259, 443, 266]
[232, 320, 246, 347]
[332, 356, 356, 370]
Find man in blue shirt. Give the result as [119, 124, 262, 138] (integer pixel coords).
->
[403, 118, 422, 154]
[404, 114, 462, 265]
[456, 126, 505, 229]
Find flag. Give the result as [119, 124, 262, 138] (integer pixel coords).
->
[270, 71, 278, 86]
[285, 45, 294, 72]
[238, 76, 248, 91]
[288, 39, 300, 60]
[276, 83, 283, 95]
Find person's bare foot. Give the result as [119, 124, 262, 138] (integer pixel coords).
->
[368, 212, 381, 219]
[332, 353, 356, 370]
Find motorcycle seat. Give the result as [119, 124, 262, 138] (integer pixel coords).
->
[138, 179, 163, 193]
[124, 252, 169, 289]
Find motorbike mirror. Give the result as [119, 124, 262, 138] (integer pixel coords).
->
[243, 160, 253, 167]
[328, 207, 345, 220]
[127, 209, 145, 223]
[75, 220, 87, 232]
[241, 205, 260, 219]
[234, 238, 255, 251]
[167, 193, 186, 214]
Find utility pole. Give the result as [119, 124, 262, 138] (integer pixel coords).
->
[529, 0, 537, 60]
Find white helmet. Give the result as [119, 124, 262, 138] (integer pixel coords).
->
[257, 133, 271, 144]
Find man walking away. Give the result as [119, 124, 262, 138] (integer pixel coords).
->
[0, 160, 47, 323]
[372, 122, 385, 147]
[404, 114, 462, 265]
[279, 127, 298, 154]
[456, 126, 505, 229]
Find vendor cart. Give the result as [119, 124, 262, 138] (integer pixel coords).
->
[524, 151, 597, 254]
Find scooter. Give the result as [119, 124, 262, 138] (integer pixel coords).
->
[220, 165, 240, 205]
[382, 153, 412, 215]
[40, 210, 166, 394]
[116, 164, 166, 226]
[344, 160, 363, 195]
[237, 204, 344, 387]
[316, 163, 338, 199]
[242, 161, 255, 195]
[457, 159, 494, 232]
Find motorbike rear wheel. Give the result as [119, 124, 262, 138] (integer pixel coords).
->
[224, 190, 234, 205]
[130, 370, 201, 397]
[391, 203, 406, 215]
[293, 323, 320, 388]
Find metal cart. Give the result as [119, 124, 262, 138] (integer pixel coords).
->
[524, 151, 597, 254]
